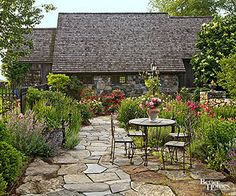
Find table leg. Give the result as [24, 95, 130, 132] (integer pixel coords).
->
[144, 126, 148, 166]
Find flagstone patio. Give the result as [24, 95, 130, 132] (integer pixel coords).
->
[14, 116, 236, 196]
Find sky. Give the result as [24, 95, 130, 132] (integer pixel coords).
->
[35, 0, 150, 28]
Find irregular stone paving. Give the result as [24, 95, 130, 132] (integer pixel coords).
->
[15, 116, 236, 196]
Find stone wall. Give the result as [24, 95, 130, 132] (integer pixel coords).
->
[200, 91, 236, 107]
[82, 73, 179, 97]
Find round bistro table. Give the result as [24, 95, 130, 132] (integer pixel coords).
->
[129, 118, 176, 166]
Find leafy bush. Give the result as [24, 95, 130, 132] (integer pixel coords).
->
[0, 121, 10, 143]
[193, 87, 200, 102]
[179, 87, 192, 102]
[0, 173, 7, 196]
[218, 53, 236, 99]
[26, 87, 44, 110]
[65, 76, 83, 100]
[47, 73, 70, 92]
[77, 103, 92, 125]
[101, 89, 126, 113]
[89, 99, 103, 115]
[47, 74, 83, 100]
[0, 141, 25, 184]
[160, 99, 192, 127]
[6, 111, 53, 157]
[192, 116, 236, 170]
[192, 15, 236, 86]
[117, 98, 145, 129]
[80, 86, 96, 99]
[30, 90, 82, 149]
[213, 105, 236, 119]
[2, 61, 32, 87]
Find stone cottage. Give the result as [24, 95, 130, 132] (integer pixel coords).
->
[21, 13, 211, 96]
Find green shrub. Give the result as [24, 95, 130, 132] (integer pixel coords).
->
[78, 103, 92, 124]
[47, 74, 84, 100]
[117, 98, 145, 129]
[179, 87, 192, 101]
[217, 53, 236, 99]
[0, 173, 7, 196]
[31, 91, 82, 149]
[193, 87, 200, 102]
[65, 76, 83, 100]
[48, 73, 70, 92]
[213, 105, 236, 119]
[192, 116, 236, 170]
[0, 141, 25, 184]
[26, 87, 44, 110]
[89, 99, 103, 115]
[160, 99, 190, 127]
[0, 121, 10, 143]
[6, 111, 53, 157]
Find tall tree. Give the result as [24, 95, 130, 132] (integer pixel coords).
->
[0, 0, 55, 64]
[149, 0, 236, 16]
[191, 14, 236, 86]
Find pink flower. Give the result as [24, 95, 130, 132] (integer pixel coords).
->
[18, 113, 24, 119]
[141, 96, 162, 110]
[176, 95, 182, 101]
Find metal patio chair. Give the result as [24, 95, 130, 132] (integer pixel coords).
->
[126, 124, 146, 149]
[110, 113, 135, 164]
[161, 115, 194, 172]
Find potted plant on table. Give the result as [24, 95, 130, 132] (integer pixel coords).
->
[140, 96, 162, 122]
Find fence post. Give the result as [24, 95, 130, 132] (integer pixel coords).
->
[20, 87, 28, 114]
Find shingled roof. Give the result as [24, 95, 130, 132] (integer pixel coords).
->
[20, 28, 56, 63]
[52, 13, 211, 73]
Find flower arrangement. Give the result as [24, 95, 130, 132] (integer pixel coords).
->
[139, 96, 162, 122]
[140, 96, 162, 111]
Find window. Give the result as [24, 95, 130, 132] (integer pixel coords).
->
[111, 75, 126, 84]
[119, 76, 126, 84]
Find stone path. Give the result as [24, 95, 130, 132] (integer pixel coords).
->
[14, 116, 236, 196]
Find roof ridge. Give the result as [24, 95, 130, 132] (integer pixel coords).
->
[58, 12, 168, 15]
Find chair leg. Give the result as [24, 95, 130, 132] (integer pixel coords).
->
[129, 142, 135, 164]
[183, 149, 185, 173]
[124, 142, 128, 156]
[189, 146, 192, 168]
[175, 148, 178, 162]
[161, 146, 165, 170]
[110, 139, 114, 159]
[168, 147, 174, 164]
[112, 142, 115, 164]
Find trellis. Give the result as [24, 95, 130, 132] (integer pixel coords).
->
[0, 87, 19, 117]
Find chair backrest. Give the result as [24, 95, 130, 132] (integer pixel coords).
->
[175, 121, 193, 144]
[183, 112, 196, 143]
[111, 113, 115, 138]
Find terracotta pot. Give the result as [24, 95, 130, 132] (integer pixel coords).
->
[147, 108, 160, 122]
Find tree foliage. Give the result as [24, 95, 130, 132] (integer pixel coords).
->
[149, 0, 236, 16]
[0, 0, 55, 64]
[2, 61, 32, 87]
[217, 53, 236, 99]
[191, 14, 236, 86]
